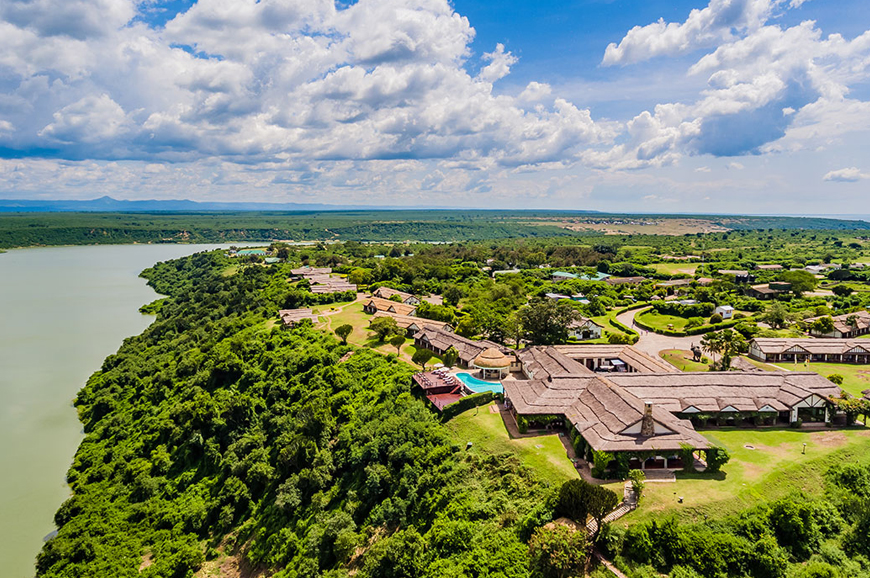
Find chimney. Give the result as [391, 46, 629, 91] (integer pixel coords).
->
[641, 402, 655, 437]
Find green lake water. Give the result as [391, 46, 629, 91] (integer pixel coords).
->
[0, 244, 245, 578]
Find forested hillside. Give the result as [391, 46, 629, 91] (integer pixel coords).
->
[36, 251, 553, 578]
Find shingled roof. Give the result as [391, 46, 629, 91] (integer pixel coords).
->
[751, 338, 870, 356]
[371, 311, 451, 332]
[503, 375, 710, 452]
[805, 311, 870, 335]
[517, 346, 591, 380]
[553, 344, 678, 373]
[413, 326, 509, 364]
[607, 372, 841, 414]
[363, 297, 417, 316]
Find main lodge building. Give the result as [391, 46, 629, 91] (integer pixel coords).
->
[413, 327, 846, 472]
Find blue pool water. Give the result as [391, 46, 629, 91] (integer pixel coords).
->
[455, 372, 503, 394]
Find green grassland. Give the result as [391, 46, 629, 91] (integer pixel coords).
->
[649, 262, 699, 275]
[314, 299, 441, 366]
[636, 308, 693, 332]
[797, 361, 870, 397]
[444, 402, 580, 484]
[621, 426, 870, 526]
[659, 349, 710, 372]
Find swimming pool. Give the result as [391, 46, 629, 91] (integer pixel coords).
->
[455, 372, 503, 395]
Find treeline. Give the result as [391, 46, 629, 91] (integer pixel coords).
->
[2, 211, 870, 250]
[0, 211, 575, 248]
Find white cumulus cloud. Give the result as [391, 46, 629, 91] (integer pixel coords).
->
[823, 167, 870, 182]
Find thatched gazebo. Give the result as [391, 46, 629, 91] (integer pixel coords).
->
[472, 348, 511, 380]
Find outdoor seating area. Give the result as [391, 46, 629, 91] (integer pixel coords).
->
[412, 369, 464, 411]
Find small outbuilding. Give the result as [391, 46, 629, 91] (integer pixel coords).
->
[714, 305, 735, 320]
[472, 348, 512, 380]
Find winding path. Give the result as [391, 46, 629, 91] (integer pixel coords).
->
[615, 307, 703, 357]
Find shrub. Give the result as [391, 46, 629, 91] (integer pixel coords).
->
[591, 450, 614, 478]
[627, 469, 645, 500]
[709, 313, 723, 324]
[827, 374, 844, 385]
[705, 447, 730, 473]
[556, 479, 589, 523]
[441, 391, 494, 421]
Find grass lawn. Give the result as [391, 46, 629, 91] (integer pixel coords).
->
[794, 361, 870, 397]
[316, 300, 370, 346]
[618, 426, 870, 526]
[649, 262, 698, 276]
[444, 402, 580, 484]
[659, 349, 710, 372]
[636, 309, 692, 332]
[739, 356, 782, 372]
[314, 300, 441, 366]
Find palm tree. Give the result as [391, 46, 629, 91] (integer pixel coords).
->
[701, 332, 723, 368]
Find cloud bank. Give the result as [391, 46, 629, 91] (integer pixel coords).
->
[0, 0, 868, 207]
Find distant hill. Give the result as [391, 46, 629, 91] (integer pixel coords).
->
[0, 196, 379, 213]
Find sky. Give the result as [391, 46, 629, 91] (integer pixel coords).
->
[0, 0, 869, 213]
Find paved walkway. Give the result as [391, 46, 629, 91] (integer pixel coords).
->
[616, 307, 701, 356]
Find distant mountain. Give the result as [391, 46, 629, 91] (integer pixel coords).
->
[0, 196, 379, 212]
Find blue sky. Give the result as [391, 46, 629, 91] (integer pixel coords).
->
[0, 0, 869, 213]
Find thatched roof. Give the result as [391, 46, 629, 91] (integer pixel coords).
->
[372, 287, 414, 302]
[473, 348, 512, 369]
[371, 311, 451, 332]
[517, 347, 591, 379]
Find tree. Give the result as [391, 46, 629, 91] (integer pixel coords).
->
[412, 348, 434, 370]
[585, 484, 620, 542]
[555, 480, 589, 523]
[389, 334, 406, 355]
[348, 268, 372, 287]
[762, 302, 789, 329]
[335, 324, 353, 344]
[705, 446, 730, 473]
[528, 525, 590, 578]
[717, 329, 747, 370]
[778, 270, 818, 295]
[518, 299, 579, 345]
[813, 316, 835, 335]
[454, 316, 478, 338]
[441, 347, 459, 368]
[832, 284, 854, 297]
[443, 284, 463, 307]
[370, 317, 400, 341]
[701, 332, 723, 365]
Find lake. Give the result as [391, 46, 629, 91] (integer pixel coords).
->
[0, 244, 251, 578]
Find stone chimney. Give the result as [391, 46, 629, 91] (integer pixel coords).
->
[641, 402, 655, 437]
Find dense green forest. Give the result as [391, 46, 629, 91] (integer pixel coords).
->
[0, 211, 868, 248]
[37, 252, 556, 578]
